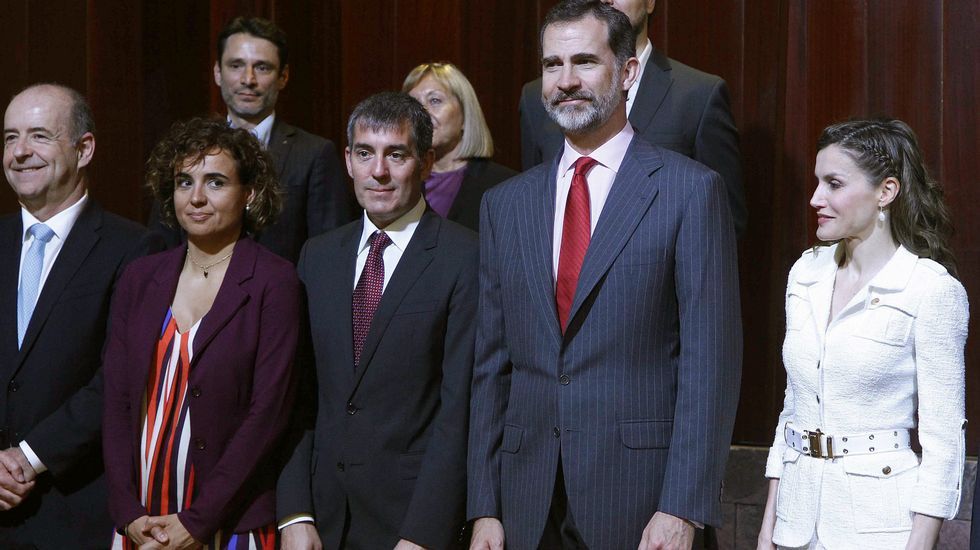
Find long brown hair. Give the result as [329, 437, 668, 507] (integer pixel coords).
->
[817, 118, 957, 277]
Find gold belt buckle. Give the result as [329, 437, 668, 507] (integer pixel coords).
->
[806, 429, 834, 458]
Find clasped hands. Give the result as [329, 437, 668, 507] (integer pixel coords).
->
[0, 447, 36, 510]
[126, 514, 202, 550]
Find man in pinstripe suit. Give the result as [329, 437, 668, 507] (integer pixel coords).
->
[468, 2, 741, 548]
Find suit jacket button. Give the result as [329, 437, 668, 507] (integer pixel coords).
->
[553, 427, 561, 438]
[336, 462, 345, 472]
[194, 438, 206, 450]
[346, 403, 357, 415]
[190, 387, 202, 398]
[882, 466, 892, 475]
[559, 374, 570, 385]
[7, 381, 18, 392]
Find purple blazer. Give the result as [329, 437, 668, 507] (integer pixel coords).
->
[102, 237, 301, 541]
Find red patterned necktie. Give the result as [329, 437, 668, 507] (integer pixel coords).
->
[352, 231, 392, 367]
[556, 156, 598, 332]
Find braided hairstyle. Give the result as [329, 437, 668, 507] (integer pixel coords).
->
[817, 118, 957, 277]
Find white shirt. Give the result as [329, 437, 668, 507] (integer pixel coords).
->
[552, 122, 634, 278]
[353, 197, 426, 291]
[17, 192, 89, 474]
[626, 39, 653, 116]
[228, 112, 275, 149]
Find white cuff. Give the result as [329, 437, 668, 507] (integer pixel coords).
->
[278, 515, 315, 531]
[18, 440, 47, 474]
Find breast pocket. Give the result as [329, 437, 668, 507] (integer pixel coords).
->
[785, 286, 812, 331]
[853, 300, 914, 346]
[841, 451, 918, 533]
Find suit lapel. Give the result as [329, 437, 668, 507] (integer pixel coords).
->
[269, 119, 297, 179]
[327, 223, 360, 388]
[518, 160, 563, 344]
[131, 247, 185, 388]
[628, 50, 673, 136]
[350, 211, 438, 394]
[16, 202, 102, 366]
[190, 238, 255, 365]
[565, 139, 663, 334]
[0, 216, 23, 376]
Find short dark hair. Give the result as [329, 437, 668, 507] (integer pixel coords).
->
[15, 83, 95, 143]
[146, 117, 282, 235]
[346, 92, 433, 159]
[217, 16, 289, 69]
[539, 0, 636, 69]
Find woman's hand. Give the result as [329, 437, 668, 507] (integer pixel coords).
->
[756, 478, 779, 550]
[141, 514, 203, 550]
[904, 513, 942, 550]
[125, 515, 169, 548]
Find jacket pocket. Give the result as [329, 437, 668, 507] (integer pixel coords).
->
[775, 448, 804, 522]
[398, 451, 426, 480]
[853, 301, 914, 346]
[501, 424, 523, 454]
[841, 452, 918, 533]
[619, 419, 673, 449]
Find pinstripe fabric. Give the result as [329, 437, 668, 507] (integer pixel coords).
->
[468, 137, 742, 549]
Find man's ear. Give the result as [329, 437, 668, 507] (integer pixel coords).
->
[75, 133, 96, 169]
[213, 61, 222, 87]
[278, 65, 290, 91]
[621, 57, 640, 92]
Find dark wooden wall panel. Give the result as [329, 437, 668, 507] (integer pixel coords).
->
[0, 0, 978, 449]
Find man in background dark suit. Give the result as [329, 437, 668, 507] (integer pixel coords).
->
[0, 84, 157, 548]
[469, 2, 741, 548]
[150, 16, 356, 262]
[277, 92, 477, 549]
[519, 0, 746, 237]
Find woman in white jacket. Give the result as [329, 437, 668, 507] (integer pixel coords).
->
[757, 119, 968, 550]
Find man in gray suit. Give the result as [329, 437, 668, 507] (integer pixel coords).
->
[519, 0, 746, 237]
[150, 16, 356, 262]
[468, 2, 741, 548]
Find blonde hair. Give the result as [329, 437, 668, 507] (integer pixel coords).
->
[402, 62, 494, 159]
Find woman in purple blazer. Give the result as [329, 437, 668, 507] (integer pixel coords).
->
[103, 118, 301, 549]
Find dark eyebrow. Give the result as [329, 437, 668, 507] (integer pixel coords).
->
[541, 55, 561, 66]
[570, 53, 601, 64]
[351, 143, 376, 152]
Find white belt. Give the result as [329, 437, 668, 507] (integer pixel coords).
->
[784, 424, 911, 459]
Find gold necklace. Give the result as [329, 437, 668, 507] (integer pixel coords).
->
[187, 250, 233, 278]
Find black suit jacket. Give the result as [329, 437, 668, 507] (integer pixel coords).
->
[519, 48, 746, 236]
[444, 159, 517, 232]
[0, 200, 157, 549]
[149, 118, 357, 263]
[278, 210, 478, 549]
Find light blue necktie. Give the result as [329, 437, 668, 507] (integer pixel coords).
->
[17, 223, 56, 347]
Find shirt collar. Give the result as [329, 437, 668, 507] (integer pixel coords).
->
[636, 39, 653, 75]
[228, 112, 276, 148]
[558, 122, 635, 177]
[357, 196, 426, 254]
[21, 192, 88, 243]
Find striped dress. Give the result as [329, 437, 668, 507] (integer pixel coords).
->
[112, 309, 276, 550]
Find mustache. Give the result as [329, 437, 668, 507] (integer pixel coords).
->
[548, 90, 595, 106]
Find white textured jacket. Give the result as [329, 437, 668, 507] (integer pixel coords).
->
[765, 244, 968, 549]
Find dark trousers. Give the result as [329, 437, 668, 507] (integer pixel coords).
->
[537, 458, 714, 550]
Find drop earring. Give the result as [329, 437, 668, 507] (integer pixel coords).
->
[878, 206, 886, 222]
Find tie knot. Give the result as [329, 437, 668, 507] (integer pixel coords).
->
[369, 230, 392, 252]
[573, 156, 598, 177]
[28, 223, 55, 243]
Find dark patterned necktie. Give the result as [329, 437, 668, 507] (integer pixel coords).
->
[352, 231, 392, 367]
[556, 156, 598, 332]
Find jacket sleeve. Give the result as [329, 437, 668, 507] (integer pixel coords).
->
[177, 270, 302, 541]
[910, 273, 969, 519]
[657, 171, 742, 527]
[467, 194, 513, 521]
[398, 238, 479, 548]
[693, 78, 746, 238]
[765, 259, 805, 478]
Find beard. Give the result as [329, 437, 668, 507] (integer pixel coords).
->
[543, 80, 622, 134]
